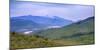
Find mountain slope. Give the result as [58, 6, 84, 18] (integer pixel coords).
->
[38, 17, 94, 39]
[10, 18, 45, 32]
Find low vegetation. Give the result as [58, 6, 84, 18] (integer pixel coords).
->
[10, 32, 94, 49]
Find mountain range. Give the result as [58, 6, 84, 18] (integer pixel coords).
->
[10, 15, 73, 32]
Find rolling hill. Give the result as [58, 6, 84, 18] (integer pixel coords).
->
[37, 17, 94, 39]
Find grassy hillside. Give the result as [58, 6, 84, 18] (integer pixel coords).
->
[10, 32, 94, 49]
[38, 17, 94, 39]
[10, 32, 63, 49]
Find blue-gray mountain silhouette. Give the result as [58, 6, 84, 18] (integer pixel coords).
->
[10, 15, 73, 32]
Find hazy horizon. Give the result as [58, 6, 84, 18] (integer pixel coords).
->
[10, 1, 95, 22]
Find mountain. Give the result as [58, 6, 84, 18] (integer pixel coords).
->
[37, 17, 94, 39]
[10, 18, 45, 32]
[11, 15, 73, 26]
[10, 15, 73, 33]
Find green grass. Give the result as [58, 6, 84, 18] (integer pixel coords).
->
[10, 32, 94, 49]
[10, 32, 63, 49]
[37, 17, 94, 39]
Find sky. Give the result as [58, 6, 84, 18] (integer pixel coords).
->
[10, 1, 95, 22]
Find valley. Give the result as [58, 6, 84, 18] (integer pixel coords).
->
[10, 16, 94, 49]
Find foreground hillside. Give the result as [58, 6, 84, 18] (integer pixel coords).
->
[10, 32, 94, 49]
